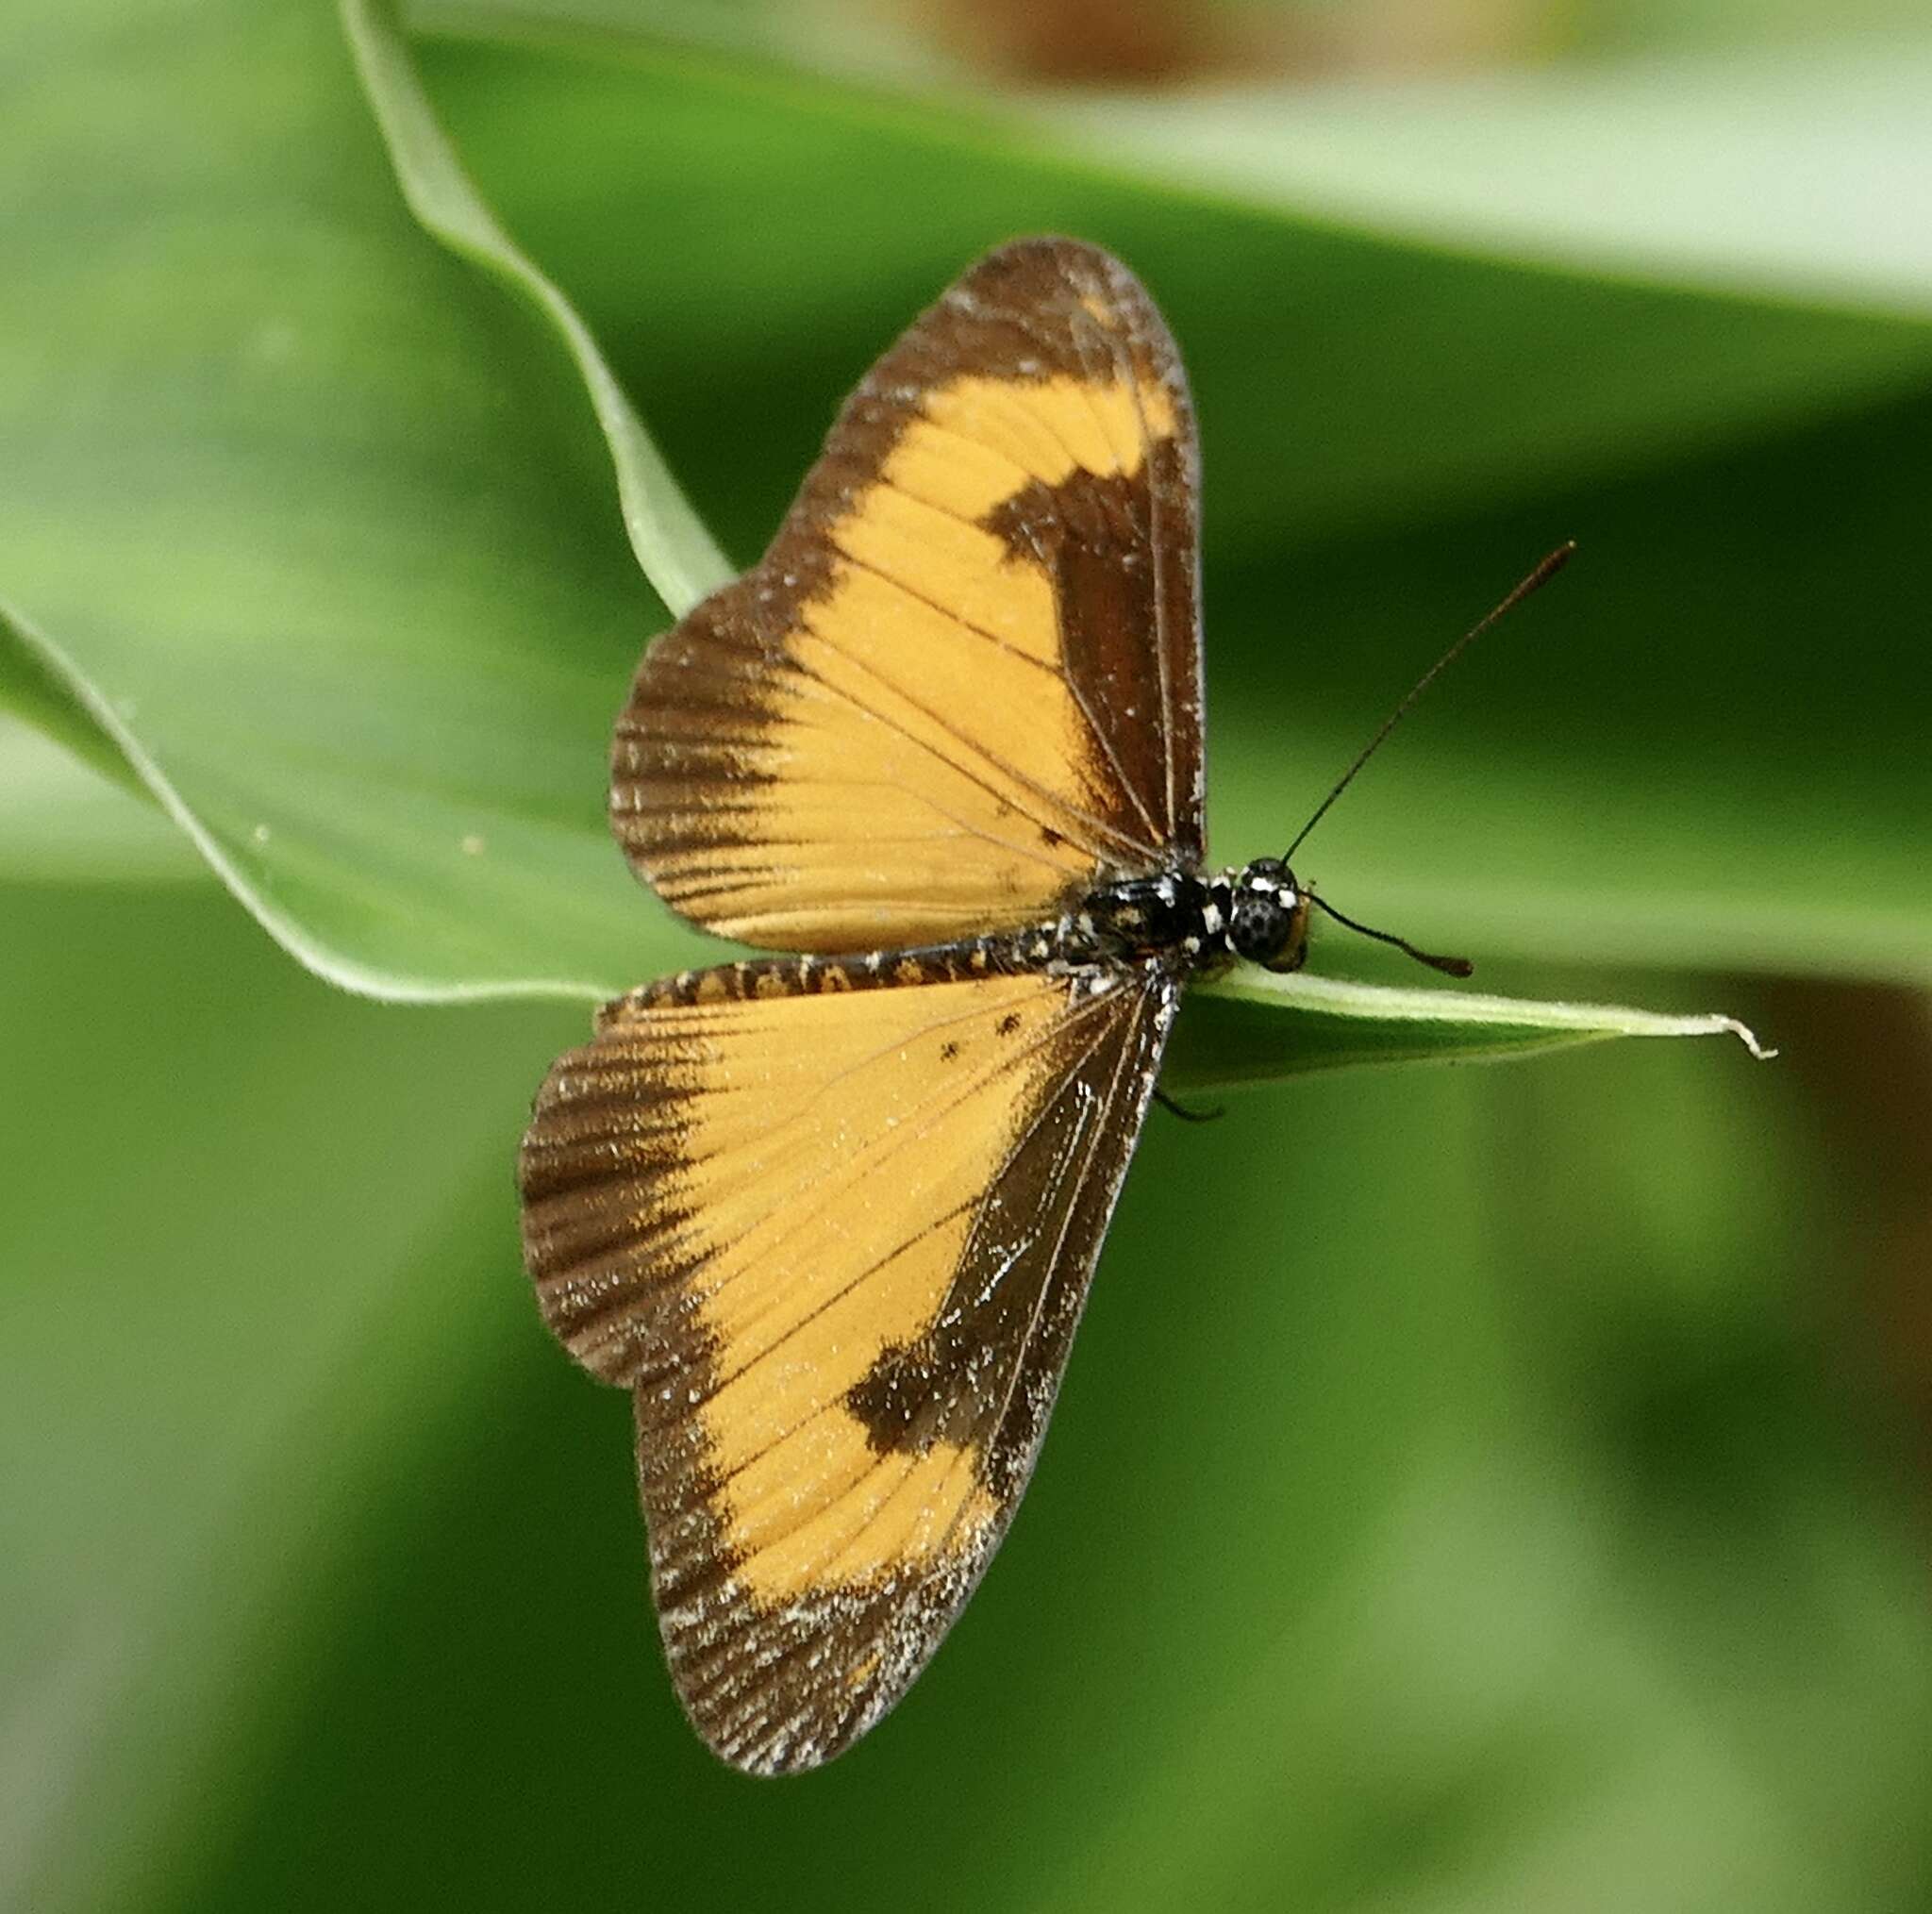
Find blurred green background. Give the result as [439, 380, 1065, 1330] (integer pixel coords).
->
[4, 0, 1930, 1908]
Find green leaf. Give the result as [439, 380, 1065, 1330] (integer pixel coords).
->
[0, 0, 713, 1002]
[410, 24, 1932, 556]
[420, 8, 1932, 317]
[1034, 39, 1932, 321]
[1170, 970, 1771, 1095]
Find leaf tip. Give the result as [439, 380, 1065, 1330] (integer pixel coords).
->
[1716, 1015, 1777, 1061]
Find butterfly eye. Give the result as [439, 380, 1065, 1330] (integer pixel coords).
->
[1229, 895, 1286, 963]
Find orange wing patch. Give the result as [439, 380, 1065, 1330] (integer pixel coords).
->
[519, 960, 1176, 1772]
[893, 371, 1180, 526]
[647, 976, 1060, 1598]
[612, 239, 1205, 952]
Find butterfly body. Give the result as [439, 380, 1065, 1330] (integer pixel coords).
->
[609, 861, 1309, 1026]
[521, 237, 1288, 1773]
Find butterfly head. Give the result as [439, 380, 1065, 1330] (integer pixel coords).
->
[1227, 858, 1311, 974]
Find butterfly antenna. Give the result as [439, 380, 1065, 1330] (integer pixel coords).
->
[1308, 894, 1473, 977]
[1281, 541, 1575, 866]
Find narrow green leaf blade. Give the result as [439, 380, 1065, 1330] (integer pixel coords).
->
[345, 0, 732, 616]
[1169, 970, 1771, 1094]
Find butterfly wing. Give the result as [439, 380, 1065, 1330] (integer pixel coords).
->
[614, 237, 1205, 950]
[519, 962, 1178, 1773]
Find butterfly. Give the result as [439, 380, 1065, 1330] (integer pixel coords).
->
[517, 236, 1524, 1776]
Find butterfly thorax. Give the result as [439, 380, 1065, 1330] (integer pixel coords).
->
[1062, 857, 1310, 976]
[1060, 872, 1223, 967]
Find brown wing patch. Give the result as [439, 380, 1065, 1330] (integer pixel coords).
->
[518, 962, 1176, 1773]
[612, 237, 1205, 952]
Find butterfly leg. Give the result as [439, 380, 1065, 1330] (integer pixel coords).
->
[1153, 1086, 1223, 1124]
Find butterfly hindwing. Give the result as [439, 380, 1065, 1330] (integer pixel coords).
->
[518, 960, 1178, 1773]
[613, 237, 1205, 950]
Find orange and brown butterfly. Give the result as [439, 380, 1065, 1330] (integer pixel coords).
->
[518, 238, 1364, 1774]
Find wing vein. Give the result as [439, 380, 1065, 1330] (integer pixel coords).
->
[779, 624, 1157, 866]
[708, 1002, 1124, 1473]
[691, 987, 1124, 1342]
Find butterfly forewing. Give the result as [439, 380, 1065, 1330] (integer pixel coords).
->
[613, 237, 1205, 951]
[520, 963, 1179, 1773]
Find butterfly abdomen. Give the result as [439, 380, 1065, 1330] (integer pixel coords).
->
[601, 929, 1063, 1024]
